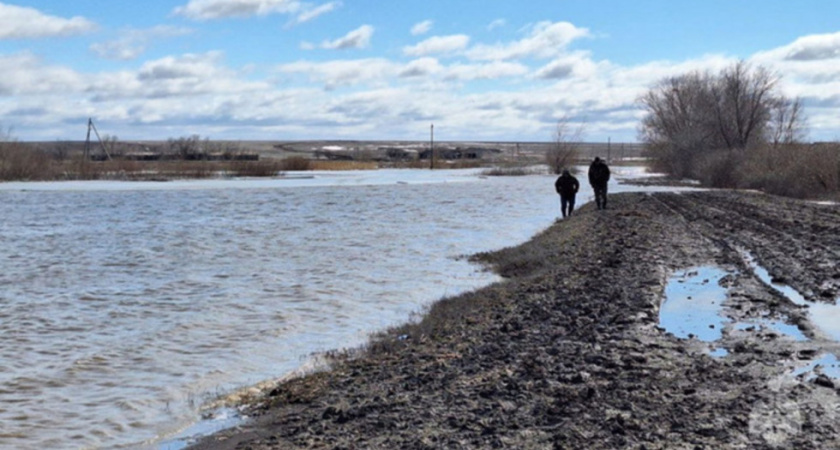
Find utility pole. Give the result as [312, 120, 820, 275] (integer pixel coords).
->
[430, 123, 435, 170]
[84, 118, 93, 160]
[85, 118, 112, 161]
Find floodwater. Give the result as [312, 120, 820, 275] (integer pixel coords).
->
[0, 166, 681, 449]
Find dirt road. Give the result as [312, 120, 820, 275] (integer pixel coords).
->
[191, 190, 840, 449]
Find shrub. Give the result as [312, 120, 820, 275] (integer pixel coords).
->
[694, 150, 744, 188]
[691, 143, 840, 199]
[740, 143, 839, 199]
[280, 157, 312, 171]
[0, 142, 57, 181]
[546, 116, 583, 175]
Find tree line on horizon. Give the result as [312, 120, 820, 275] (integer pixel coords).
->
[638, 60, 838, 199]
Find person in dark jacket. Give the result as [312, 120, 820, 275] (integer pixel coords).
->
[554, 169, 579, 218]
[588, 157, 610, 210]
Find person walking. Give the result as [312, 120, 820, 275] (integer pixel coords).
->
[554, 168, 579, 218]
[588, 157, 611, 210]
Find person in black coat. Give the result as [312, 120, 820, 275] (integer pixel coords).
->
[588, 157, 611, 210]
[554, 169, 580, 218]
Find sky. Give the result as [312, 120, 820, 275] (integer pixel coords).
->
[2, 0, 840, 143]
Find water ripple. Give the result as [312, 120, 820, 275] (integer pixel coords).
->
[0, 168, 657, 449]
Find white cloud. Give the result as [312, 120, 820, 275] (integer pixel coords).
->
[138, 52, 227, 81]
[411, 20, 433, 36]
[403, 34, 470, 57]
[487, 19, 506, 31]
[535, 52, 599, 80]
[173, 0, 302, 20]
[445, 61, 528, 81]
[278, 58, 395, 88]
[399, 57, 443, 78]
[8, 17, 840, 143]
[320, 25, 373, 50]
[0, 52, 85, 95]
[757, 31, 840, 62]
[0, 3, 96, 39]
[751, 32, 840, 87]
[91, 26, 193, 61]
[291, 1, 341, 25]
[749, 32, 840, 122]
[467, 21, 589, 61]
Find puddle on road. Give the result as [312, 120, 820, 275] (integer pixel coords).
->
[740, 252, 808, 304]
[659, 267, 729, 342]
[792, 354, 840, 380]
[741, 251, 840, 342]
[660, 253, 840, 381]
[708, 347, 729, 358]
[733, 319, 808, 342]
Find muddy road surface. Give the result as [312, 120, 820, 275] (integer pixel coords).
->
[191, 190, 840, 450]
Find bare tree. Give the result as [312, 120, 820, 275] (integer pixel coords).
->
[639, 60, 807, 178]
[768, 96, 807, 147]
[168, 135, 206, 160]
[639, 72, 716, 176]
[710, 61, 777, 150]
[546, 116, 584, 175]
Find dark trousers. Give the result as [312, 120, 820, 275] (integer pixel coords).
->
[560, 195, 576, 218]
[593, 184, 608, 210]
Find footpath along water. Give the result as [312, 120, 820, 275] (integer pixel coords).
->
[0, 166, 689, 449]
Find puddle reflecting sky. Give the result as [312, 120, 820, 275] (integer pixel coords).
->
[741, 251, 840, 342]
[659, 267, 729, 342]
[660, 253, 840, 380]
[792, 354, 840, 379]
[734, 320, 808, 342]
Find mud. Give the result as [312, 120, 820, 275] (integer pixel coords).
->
[191, 190, 840, 449]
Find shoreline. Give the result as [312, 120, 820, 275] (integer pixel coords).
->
[191, 190, 840, 449]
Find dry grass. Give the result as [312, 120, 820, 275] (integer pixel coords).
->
[279, 156, 313, 171]
[694, 143, 840, 199]
[481, 166, 543, 176]
[0, 156, 308, 181]
[309, 160, 379, 171]
[230, 160, 285, 177]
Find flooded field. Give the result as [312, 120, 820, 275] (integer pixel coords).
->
[0, 166, 678, 449]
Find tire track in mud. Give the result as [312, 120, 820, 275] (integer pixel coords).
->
[652, 191, 840, 302]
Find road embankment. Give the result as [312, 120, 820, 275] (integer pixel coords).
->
[192, 190, 840, 450]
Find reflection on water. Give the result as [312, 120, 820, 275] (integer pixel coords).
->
[733, 319, 808, 342]
[660, 252, 840, 380]
[741, 251, 840, 342]
[792, 354, 840, 379]
[659, 267, 729, 342]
